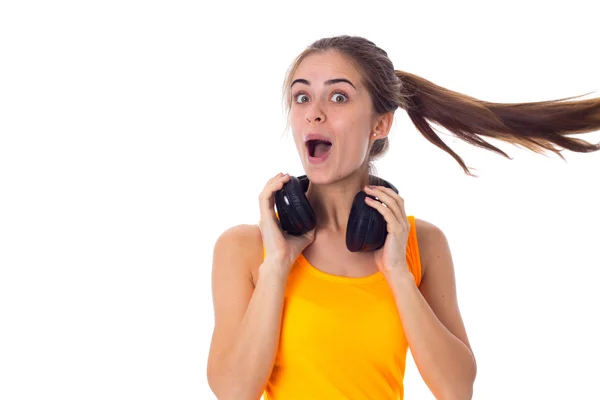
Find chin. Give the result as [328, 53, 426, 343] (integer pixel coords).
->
[304, 169, 346, 185]
[302, 169, 329, 183]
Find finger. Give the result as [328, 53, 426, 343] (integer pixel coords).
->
[378, 186, 409, 231]
[378, 186, 408, 223]
[363, 195, 402, 233]
[364, 185, 406, 225]
[265, 172, 284, 186]
[259, 174, 290, 217]
[260, 173, 289, 202]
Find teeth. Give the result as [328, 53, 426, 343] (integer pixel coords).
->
[306, 140, 331, 146]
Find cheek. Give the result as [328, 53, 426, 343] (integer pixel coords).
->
[334, 115, 372, 157]
[330, 112, 371, 139]
[289, 114, 299, 131]
[288, 111, 304, 140]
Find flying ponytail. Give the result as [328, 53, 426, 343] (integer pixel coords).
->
[395, 70, 600, 176]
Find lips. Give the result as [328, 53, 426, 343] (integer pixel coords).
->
[304, 133, 332, 143]
[304, 133, 333, 158]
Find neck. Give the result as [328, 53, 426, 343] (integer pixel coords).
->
[305, 164, 372, 234]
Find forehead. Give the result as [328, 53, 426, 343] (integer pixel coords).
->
[293, 51, 363, 86]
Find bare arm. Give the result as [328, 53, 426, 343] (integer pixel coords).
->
[387, 219, 476, 400]
[206, 224, 289, 400]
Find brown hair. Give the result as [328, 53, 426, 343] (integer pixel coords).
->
[281, 35, 600, 176]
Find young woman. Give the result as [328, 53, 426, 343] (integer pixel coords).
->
[206, 35, 600, 400]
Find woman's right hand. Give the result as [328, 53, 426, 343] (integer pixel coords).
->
[258, 173, 316, 276]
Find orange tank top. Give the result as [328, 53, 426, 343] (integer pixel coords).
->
[261, 215, 422, 400]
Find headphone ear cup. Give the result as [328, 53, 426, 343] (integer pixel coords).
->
[274, 175, 316, 235]
[346, 191, 388, 252]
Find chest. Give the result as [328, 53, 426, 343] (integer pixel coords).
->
[275, 273, 408, 369]
[302, 239, 380, 278]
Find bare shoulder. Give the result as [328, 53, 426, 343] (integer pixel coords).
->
[207, 223, 264, 384]
[413, 218, 451, 278]
[412, 218, 473, 355]
[212, 223, 264, 287]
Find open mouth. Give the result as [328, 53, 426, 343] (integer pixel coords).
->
[306, 139, 333, 158]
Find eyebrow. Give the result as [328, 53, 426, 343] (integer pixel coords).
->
[291, 78, 356, 90]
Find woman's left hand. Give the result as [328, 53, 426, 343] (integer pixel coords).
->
[364, 185, 411, 278]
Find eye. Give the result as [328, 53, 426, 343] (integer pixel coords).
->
[331, 91, 348, 103]
[294, 92, 310, 104]
[292, 90, 349, 104]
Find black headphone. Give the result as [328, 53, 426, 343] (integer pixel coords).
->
[274, 174, 399, 252]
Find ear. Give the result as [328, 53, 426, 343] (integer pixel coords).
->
[370, 111, 394, 141]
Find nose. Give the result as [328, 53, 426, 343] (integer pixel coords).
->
[305, 102, 326, 124]
[306, 115, 323, 123]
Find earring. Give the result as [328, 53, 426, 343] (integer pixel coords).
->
[372, 133, 376, 137]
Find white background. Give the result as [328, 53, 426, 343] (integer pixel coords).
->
[1, 1, 599, 399]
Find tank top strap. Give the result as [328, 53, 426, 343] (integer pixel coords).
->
[260, 214, 422, 286]
[406, 215, 423, 287]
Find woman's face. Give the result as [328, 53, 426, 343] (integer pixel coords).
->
[289, 50, 379, 184]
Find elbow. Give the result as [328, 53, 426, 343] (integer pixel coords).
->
[456, 361, 477, 400]
[207, 366, 264, 400]
[207, 362, 232, 399]
[455, 383, 475, 400]
[436, 384, 474, 400]
[449, 350, 477, 400]
[209, 386, 263, 400]
[455, 386, 475, 400]
[206, 360, 221, 398]
[436, 360, 477, 400]
[451, 389, 474, 400]
[443, 372, 477, 400]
